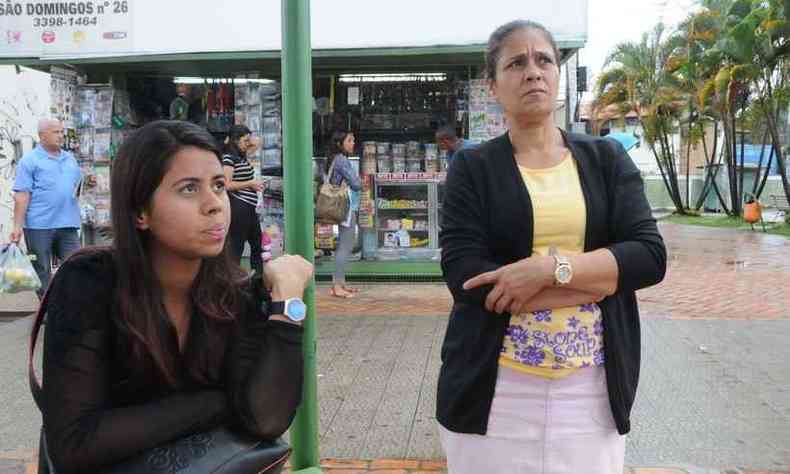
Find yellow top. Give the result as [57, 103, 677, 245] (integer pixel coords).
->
[498, 152, 605, 379]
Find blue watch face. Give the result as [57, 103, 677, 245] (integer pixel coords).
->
[286, 299, 307, 321]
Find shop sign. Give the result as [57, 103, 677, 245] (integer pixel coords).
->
[0, 0, 133, 55]
[376, 172, 446, 183]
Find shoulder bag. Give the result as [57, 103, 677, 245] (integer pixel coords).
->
[315, 158, 350, 225]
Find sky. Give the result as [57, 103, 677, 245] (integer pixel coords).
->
[580, 0, 700, 88]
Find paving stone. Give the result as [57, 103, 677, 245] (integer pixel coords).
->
[632, 469, 688, 474]
[0, 460, 24, 474]
[1, 223, 789, 472]
[369, 459, 420, 469]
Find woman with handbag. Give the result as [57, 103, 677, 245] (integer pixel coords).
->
[436, 21, 666, 473]
[325, 130, 362, 298]
[33, 120, 313, 473]
[222, 124, 266, 277]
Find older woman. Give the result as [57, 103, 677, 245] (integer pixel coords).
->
[436, 20, 666, 474]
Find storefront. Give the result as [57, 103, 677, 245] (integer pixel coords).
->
[1, 0, 589, 276]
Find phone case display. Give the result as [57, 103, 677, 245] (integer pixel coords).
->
[236, 81, 283, 169]
[93, 196, 112, 228]
[73, 85, 114, 229]
[206, 81, 235, 132]
[469, 79, 507, 143]
[374, 172, 445, 260]
[92, 165, 111, 194]
[339, 78, 454, 129]
[236, 81, 285, 260]
[260, 175, 285, 258]
[93, 131, 112, 163]
[73, 85, 114, 161]
[262, 84, 283, 168]
[261, 214, 284, 258]
[49, 66, 85, 135]
[110, 89, 135, 167]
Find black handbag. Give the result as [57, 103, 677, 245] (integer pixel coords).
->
[29, 287, 292, 474]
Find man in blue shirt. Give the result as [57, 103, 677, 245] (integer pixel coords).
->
[10, 119, 87, 297]
[435, 125, 475, 168]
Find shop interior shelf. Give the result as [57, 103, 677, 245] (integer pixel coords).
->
[377, 207, 429, 210]
[377, 228, 429, 232]
[376, 182, 432, 186]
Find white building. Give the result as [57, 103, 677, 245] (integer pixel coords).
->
[0, 66, 50, 237]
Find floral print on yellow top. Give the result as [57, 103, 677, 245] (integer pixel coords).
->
[498, 153, 605, 379]
[500, 305, 605, 378]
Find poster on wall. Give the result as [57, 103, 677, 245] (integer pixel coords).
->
[49, 65, 82, 131]
[0, 0, 133, 56]
[357, 175, 374, 229]
[92, 129, 111, 162]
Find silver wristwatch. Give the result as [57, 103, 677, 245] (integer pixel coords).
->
[548, 246, 573, 286]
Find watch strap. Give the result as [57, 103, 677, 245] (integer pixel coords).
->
[269, 300, 285, 315]
[552, 255, 561, 286]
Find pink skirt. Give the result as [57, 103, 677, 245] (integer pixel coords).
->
[438, 365, 626, 474]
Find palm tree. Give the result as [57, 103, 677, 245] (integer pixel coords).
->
[670, 8, 733, 213]
[749, 0, 790, 206]
[699, 0, 790, 212]
[595, 24, 688, 214]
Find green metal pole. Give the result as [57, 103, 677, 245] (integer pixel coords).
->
[281, 1, 321, 472]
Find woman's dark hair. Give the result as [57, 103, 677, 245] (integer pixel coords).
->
[111, 120, 246, 387]
[486, 20, 561, 81]
[223, 124, 252, 157]
[326, 130, 352, 173]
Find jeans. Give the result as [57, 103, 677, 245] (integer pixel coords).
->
[333, 213, 356, 285]
[23, 227, 81, 298]
[227, 196, 263, 277]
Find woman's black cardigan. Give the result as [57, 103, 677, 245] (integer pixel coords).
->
[437, 131, 666, 435]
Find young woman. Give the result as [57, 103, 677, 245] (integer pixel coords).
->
[326, 130, 362, 298]
[436, 21, 666, 473]
[37, 120, 312, 472]
[222, 124, 266, 276]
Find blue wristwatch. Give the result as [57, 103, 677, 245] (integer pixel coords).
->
[269, 298, 306, 322]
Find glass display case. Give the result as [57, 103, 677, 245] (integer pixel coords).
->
[373, 172, 445, 260]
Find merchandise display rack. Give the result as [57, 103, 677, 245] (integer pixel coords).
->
[373, 172, 445, 261]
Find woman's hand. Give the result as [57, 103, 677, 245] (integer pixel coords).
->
[247, 136, 262, 154]
[247, 180, 265, 192]
[264, 254, 314, 301]
[518, 287, 605, 313]
[463, 255, 555, 314]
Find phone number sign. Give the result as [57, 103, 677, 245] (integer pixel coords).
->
[1, 1, 133, 56]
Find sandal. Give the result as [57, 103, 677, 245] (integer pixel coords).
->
[343, 285, 360, 294]
[329, 286, 354, 298]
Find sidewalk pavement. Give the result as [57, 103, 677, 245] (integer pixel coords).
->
[1, 223, 789, 473]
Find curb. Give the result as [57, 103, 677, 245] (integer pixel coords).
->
[2, 455, 789, 474]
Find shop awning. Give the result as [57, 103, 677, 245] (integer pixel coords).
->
[2, 42, 586, 78]
[1, 0, 588, 77]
